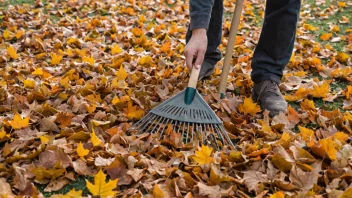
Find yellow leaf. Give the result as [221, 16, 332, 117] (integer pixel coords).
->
[15, 29, 25, 39]
[153, 184, 165, 198]
[303, 24, 318, 31]
[77, 142, 89, 158]
[90, 128, 102, 147]
[270, 191, 285, 198]
[311, 81, 330, 98]
[0, 130, 9, 139]
[238, 97, 261, 116]
[60, 77, 70, 89]
[24, 79, 35, 89]
[340, 187, 352, 198]
[123, 102, 144, 119]
[39, 135, 49, 144]
[193, 145, 213, 165]
[9, 113, 29, 129]
[319, 137, 337, 160]
[298, 126, 315, 143]
[83, 56, 95, 65]
[50, 53, 63, 65]
[32, 68, 43, 75]
[3, 30, 13, 40]
[139, 14, 146, 23]
[300, 99, 316, 111]
[336, 52, 350, 63]
[7, 45, 18, 60]
[334, 132, 349, 143]
[111, 45, 123, 55]
[331, 25, 340, 32]
[62, 189, 83, 198]
[86, 169, 118, 197]
[138, 56, 152, 65]
[159, 41, 171, 53]
[116, 65, 129, 81]
[284, 87, 309, 101]
[337, 1, 347, 8]
[320, 33, 332, 41]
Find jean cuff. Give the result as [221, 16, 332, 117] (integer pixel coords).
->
[252, 74, 281, 84]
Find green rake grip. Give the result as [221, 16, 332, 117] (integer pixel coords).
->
[219, 0, 244, 99]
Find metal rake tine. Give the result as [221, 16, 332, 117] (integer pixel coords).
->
[186, 122, 190, 144]
[158, 118, 170, 139]
[214, 124, 225, 145]
[154, 116, 167, 134]
[150, 115, 165, 134]
[219, 124, 235, 148]
[133, 113, 153, 131]
[138, 114, 158, 133]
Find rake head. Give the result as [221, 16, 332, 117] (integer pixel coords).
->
[128, 89, 234, 149]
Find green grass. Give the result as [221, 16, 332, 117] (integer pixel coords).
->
[305, 0, 351, 52]
[36, 175, 90, 197]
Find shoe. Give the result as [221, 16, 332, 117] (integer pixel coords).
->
[198, 60, 216, 80]
[252, 80, 288, 117]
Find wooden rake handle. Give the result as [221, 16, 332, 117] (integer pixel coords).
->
[219, 0, 244, 98]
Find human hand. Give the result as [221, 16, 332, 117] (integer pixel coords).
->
[184, 28, 207, 71]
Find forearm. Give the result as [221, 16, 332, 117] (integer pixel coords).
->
[189, 0, 215, 31]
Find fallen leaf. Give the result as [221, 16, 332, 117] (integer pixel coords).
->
[7, 45, 19, 59]
[9, 113, 29, 129]
[193, 145, 213, 165]
[86, 169, 118, 197]
[238, 97, 261, 115]
[77, 142, 89, 159]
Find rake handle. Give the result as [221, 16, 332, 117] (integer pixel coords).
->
[219, 0, 244, 98]
[185, 67, 200, 104]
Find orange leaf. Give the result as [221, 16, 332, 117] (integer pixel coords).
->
[115, 65, 129, 81]
[336, 52, 350, 63]
[319, 137, 337, 160]
[153, 184, 165, 198]
[77, 142, 89, 158]
[159, 42, 171, 53]
[320, 33, 332, 41]
[310, 81, 330, 98]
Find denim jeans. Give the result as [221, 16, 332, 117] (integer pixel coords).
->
[186, 0, 301, 84]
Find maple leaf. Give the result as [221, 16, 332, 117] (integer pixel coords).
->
[310, 81, 330, 98]
[193, 145, 213, 165]
[153, 184, 165, 198]
[319, 137, 337, 160]
[303, 24, 318, 31]
[77, 142, 89, 159]
[7, 45, 19, 60]
[111, 45, 123, 54]
[24, 79, 35, 89]
[9, 113, 29, 129]
[320, 33, 332, 41]
[86, 169, 118, 197]
[159, 41, 171, 53]
[115, 65, 129, 81]
[298, 126, 315, 144]
[270, 191, 285, 198]
[336, 52, 350, 63]
[83, 56, 95, 65]
[90, 128, 102, 147]
[238, 97, 261, 115]
[50, 53, 63, 65]
[123, 102, 144, 120]
[32, 68, 43, 75]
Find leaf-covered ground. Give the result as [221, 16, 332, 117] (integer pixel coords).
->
[0, 0, 351, 197]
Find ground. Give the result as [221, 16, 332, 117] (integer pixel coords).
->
[0, 0, 351, 197]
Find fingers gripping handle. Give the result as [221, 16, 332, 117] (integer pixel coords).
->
[219, 0, 244, 98]
[185, 67, 200, 104]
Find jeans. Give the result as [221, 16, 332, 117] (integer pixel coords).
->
[186, 0, 301, 84]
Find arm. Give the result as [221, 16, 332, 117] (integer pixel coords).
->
[185, 0, 214, 70]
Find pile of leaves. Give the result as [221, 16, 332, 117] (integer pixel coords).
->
[0, 0, 351, 197]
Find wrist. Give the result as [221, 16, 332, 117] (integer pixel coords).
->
[192, 28, 207, 36]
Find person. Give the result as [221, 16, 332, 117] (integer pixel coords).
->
[184, 0, 301, 117]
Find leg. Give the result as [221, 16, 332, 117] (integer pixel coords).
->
[251, 0, 301, 83]
[186, 0, 223, 79]
[251, 0, 301, 117]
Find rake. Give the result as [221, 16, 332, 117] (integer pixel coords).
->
[128, 0, 244, 149]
